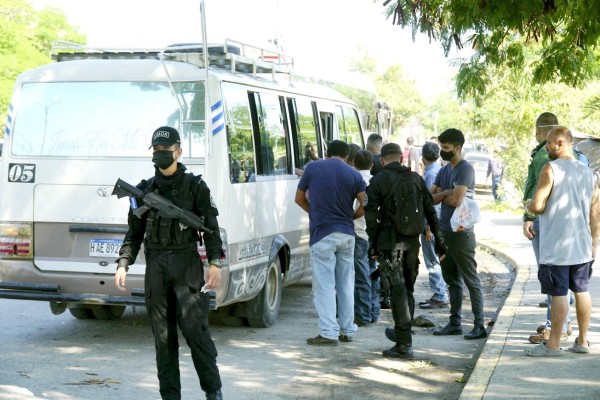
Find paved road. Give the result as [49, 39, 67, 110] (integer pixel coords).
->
[0, 243, 511, 400]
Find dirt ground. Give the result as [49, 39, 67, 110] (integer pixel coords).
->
[209, 246, 515, 400]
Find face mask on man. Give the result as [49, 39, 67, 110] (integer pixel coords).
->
[440, 148, 455, 161]
[152, 150, 175, 169]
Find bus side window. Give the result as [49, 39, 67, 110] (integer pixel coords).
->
[223, 84, 255, 183]
[288, 98, 320, 171]
[336, 105, 364, 148]
[319, 112, 334, 148]
[250, 92, 291, 176]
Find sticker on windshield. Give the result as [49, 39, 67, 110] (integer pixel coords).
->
[8, 163, 36, 183]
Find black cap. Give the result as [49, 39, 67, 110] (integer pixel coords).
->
[149, 126, 181, 149]
[381, 143, 401, 157]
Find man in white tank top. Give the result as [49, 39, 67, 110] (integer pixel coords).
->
[525, 126, 600, 357]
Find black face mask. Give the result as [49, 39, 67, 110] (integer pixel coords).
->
[440, 149, 455, 161]
[152, 150, 175, 170]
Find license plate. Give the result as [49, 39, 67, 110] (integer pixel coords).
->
[89, 239, 123, 258]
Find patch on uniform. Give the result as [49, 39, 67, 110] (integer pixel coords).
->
[209, 195, 217, 208]
[364, 193, 368, 207]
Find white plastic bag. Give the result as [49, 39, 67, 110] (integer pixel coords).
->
[450, 197, 481, 232]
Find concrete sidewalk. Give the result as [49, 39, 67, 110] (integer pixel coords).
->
[461, 211, 600, 399]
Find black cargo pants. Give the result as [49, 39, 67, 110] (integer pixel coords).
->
[145, 249, 221, 400]
[386, 246, 419, 344]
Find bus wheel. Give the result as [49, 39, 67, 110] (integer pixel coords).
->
[247, 256, 282, 328]
[68, 305, 96, 319]
[92, 305, 126, 320]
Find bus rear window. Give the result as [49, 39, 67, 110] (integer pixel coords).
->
[11, 81, 206, 158]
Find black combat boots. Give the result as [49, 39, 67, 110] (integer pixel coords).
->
[206, 389, 223, 400]
[383, 343, 415, 359]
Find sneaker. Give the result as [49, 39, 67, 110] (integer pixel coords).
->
[353, 319, 370, 327]
[433, 323, 463, 336]
[528, 328, 568, 344]
[569, 337, 590, 354]
[524, 342, 564, 357]
[418, 296, 435, 306]
[338, 334, 353, 343]
[464, 326, 488, 340]
[383, 343, 415, 359]
[307, 335, 339, 346]
[419, 299, 449, 309]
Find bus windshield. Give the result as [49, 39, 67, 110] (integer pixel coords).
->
[11, 81, 206, 158]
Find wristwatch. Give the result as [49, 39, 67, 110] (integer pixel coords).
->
[209, 259, 223, 269]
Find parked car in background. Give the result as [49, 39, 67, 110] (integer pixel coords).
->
[464, 151, 492, 189]
[463, 142, 488, 155]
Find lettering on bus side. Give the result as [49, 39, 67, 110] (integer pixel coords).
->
[8, 163, 36, 183]
[238, 239, 267, 261]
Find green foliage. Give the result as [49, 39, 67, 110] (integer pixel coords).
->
[375, 65, 424, 127]
[0, 0, 86, 136]
[381, 0, 600, 96]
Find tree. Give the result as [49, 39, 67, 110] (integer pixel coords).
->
[1, 0, 85, 134]
[380, 0, 600, 97]
[375, 65, 425, 128]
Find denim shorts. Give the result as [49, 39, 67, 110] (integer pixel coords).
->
[538, 261, 594, 296]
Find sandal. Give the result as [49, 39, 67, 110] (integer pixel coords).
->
[570, 337, 590, 354]
[524, 342, 564, 357]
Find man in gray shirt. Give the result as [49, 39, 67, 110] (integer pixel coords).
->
[430, 128, 487, 340]
[525, 126, 599, 357]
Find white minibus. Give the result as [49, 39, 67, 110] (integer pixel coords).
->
[0, 5, 365, 327]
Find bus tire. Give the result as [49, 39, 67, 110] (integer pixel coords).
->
[68, 305, 96, 319]
[92, 305, 126, 320]
[246, 256, 282, 328]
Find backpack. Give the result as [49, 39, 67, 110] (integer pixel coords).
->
[385, 172, 425, 236]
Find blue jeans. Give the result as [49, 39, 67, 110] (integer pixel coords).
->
[310, 232, 358, 339]
[420, 233, 448, 302]
[353, 237, 372, 324]
[491, 176, 502, 201]
[369, 256, 381, 323]
[531, 219, 571, 330]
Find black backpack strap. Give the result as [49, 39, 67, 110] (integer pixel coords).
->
[184, 172, 204, 199]
[384, 172, 404, 202]
[383, 172, 403, 221]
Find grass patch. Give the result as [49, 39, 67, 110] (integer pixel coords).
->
[479, 200, 522, 214]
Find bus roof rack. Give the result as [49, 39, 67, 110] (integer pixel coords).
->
[51, 39, 294, 81]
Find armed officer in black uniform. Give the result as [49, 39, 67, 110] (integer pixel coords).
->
[365, 143, 446, 359]
[114, 126, 224, 400]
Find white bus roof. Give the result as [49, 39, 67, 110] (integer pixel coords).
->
[16, 58, 354, 105]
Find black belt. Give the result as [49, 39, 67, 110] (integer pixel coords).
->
[146, 243, 197, 254]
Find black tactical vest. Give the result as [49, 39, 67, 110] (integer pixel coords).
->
[142, 173, 202, 250]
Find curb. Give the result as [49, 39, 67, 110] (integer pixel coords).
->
[459, 242, 532, 400]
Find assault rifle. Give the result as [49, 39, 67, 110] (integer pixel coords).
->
[111, 178, 212, 234]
